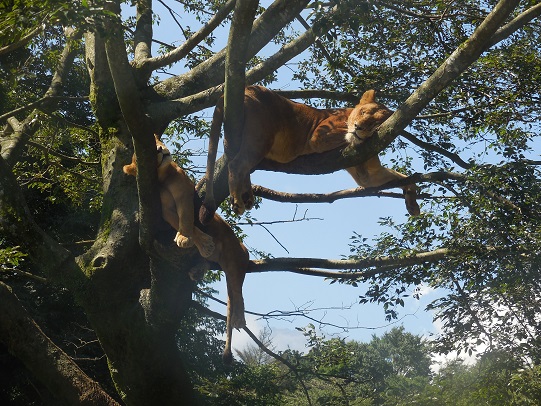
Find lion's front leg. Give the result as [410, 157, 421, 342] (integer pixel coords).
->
[159, 188, 195, 248]
[173, 232, 193, 248]
[347, 156, 420, 216]
[228, 158, 251, 215]
[159, 189, 193, 247]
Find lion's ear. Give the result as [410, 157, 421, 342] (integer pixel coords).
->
[359, 89, 376, 105]
[123, 160, 137, 176]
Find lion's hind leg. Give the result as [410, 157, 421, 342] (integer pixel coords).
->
[193, 227, 215, 258]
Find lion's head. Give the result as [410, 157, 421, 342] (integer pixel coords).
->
[155, 136, 172, 170]
[122, 135, 172, 176]
[346, 90, 392, 145]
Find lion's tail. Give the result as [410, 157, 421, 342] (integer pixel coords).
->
[222, 316, 234, 365]
[200, 99, 225, 224]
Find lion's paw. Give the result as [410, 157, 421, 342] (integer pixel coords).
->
[230, 197, 245, 216]
[230, 311, 246, 329]
[404, 189, 420, 216]
[174, 233, 194, 248]
[242, 191, 254, 211]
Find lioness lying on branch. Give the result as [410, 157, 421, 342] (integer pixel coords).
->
[123, 135, 249, 364]
[200, 85, 420, 223]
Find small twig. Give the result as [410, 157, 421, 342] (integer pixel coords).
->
[259, 223, 290, 254]
[197, 289, 422, 332]
[400, 130, 472, 169]
[236, 216, 323, 226]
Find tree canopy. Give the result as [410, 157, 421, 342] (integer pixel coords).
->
[1, 0, 541, 404]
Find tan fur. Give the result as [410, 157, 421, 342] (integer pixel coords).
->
[123, 136, 249, 364]
[201, 86, 419, 222]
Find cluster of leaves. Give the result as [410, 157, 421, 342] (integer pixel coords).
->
[347, 159, 541, 360]
[204, 326, 541, 405]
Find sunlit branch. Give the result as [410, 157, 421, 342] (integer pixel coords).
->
[248, 245, 528, 278]
[134, 0, 153, 63]
[148, 26, 318, 125]
[252, 184, 428, 204]
[148, 0, 311, 101]
[488, 2, 541, 47]
[103, 2, 159, 249]
[248, 248, 449, 277]
[367, 0, 520, 164]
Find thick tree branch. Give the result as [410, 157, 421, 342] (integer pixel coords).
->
[146, 0, 311, 101]
[278, 174, 454, 201]
[368, 0, 520, 157]
[247, 245, 527, 279]
[248, 248, 449, 277]
[147, 26, 317, 127]
[0, 282, 119, 406]
[252, 184, 428, 204]
[134, 0, 153, 62]
[132, 0, 153, 84]
[488, 2, 541, 47]
[224, 0, 259, 155]
[103, 3, 159, 250]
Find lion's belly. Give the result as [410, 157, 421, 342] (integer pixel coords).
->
[265, 130, 310, 163]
